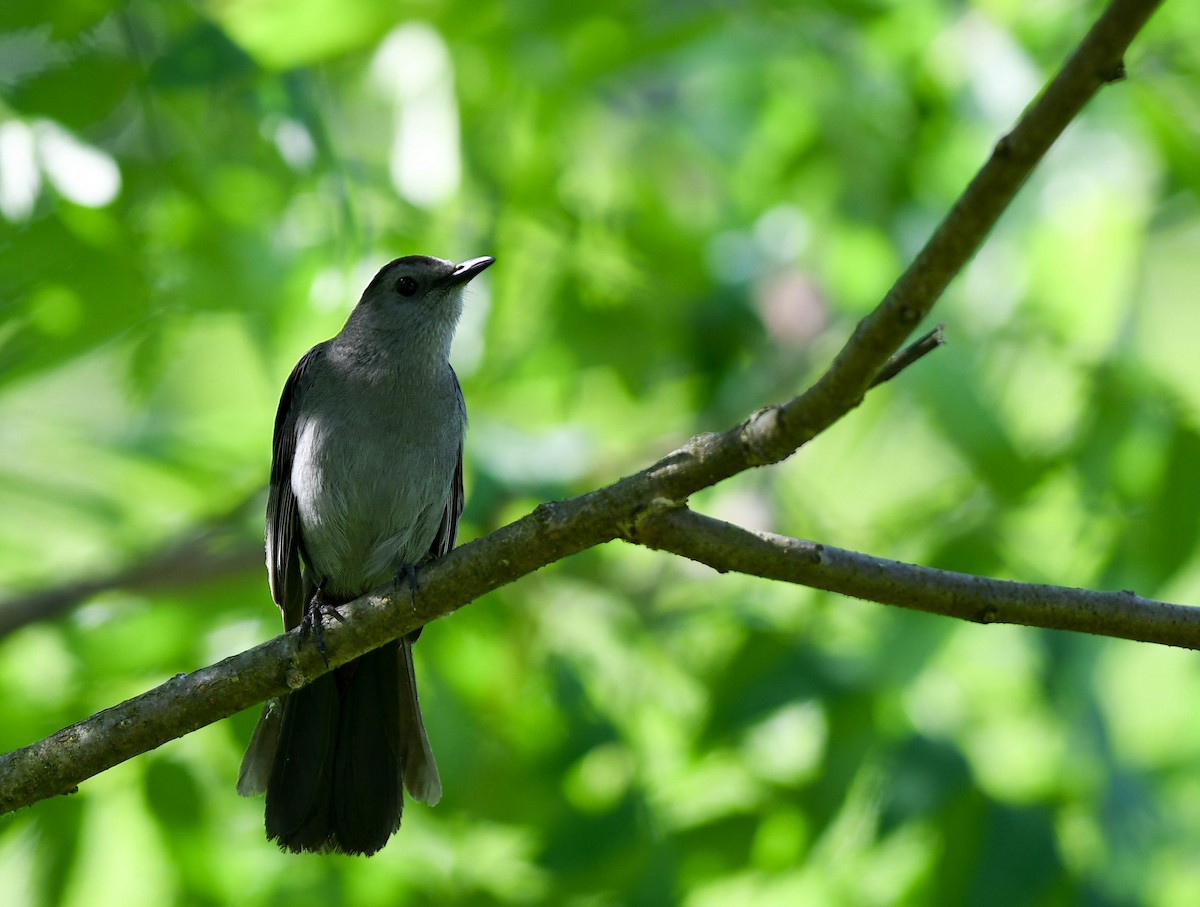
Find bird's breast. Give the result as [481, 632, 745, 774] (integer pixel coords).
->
[290, 373, 464, 597]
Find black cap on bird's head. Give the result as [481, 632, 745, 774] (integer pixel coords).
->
[362, 255, 494, 302]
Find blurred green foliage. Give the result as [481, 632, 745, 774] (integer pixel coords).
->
[2, 0, 1200, 904]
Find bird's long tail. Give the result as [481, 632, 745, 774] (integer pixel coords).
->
[237, 637, 440, 855]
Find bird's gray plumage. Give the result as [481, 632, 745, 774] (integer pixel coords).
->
[239, 254, 492, 855]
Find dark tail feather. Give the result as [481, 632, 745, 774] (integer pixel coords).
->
[240, 640, 439, 855]
[237, 698, 282, 797]
[330, 644, 403, 855]
[241, 643, 416, 855]
[264, 672, 340, 852]
[398, 636, 442, 804]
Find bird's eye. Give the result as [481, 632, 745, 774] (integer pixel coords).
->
[394, 276, 419, 297]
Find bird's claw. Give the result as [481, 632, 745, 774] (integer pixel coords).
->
[299, 589, 346, 669]
[392, 564, 419, 609]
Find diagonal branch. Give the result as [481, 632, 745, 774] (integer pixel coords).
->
[716, 0, 1162, 476]
[0, 0, 1166, 817]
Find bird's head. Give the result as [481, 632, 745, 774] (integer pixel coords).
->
[344, 254, 494, 361]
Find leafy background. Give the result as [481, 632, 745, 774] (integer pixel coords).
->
[2, 0, 1200, 904]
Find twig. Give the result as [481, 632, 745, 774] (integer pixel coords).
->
[869, 324, 945, 389]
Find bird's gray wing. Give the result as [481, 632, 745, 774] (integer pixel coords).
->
[392, 367, 463, 805]
[267, 343, 325, 630]
[425, 445, 463, 560]
[424, 366, 466, 561]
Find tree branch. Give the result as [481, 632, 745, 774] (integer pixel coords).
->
[633, 505, 1200, 649]
[0, 517, 261, 641]
[0, 0, 1166, 817]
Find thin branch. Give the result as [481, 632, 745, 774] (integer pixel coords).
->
[634, 505, 1200, 649]
[0, 494, 262, 640]
[0, 534, 261, 640]
[869, 324, 945, 389]
[0, 0, 1165, 816]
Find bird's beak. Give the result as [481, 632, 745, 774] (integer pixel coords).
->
[445, 256, 495, 286]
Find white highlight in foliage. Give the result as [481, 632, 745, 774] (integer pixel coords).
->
[0, 118, 121, 220]
[269, 117, 317, 171]
[35, 121, 121, 208]
[370, 24, 461, 207]
[0, 120, 40, 220]
[933, 12, 1041, 127]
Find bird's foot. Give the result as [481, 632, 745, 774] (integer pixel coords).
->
[299, 585, 346, 668]
[392, 563, 419, 609]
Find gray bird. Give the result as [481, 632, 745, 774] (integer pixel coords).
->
[238, 254, 494, 855]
